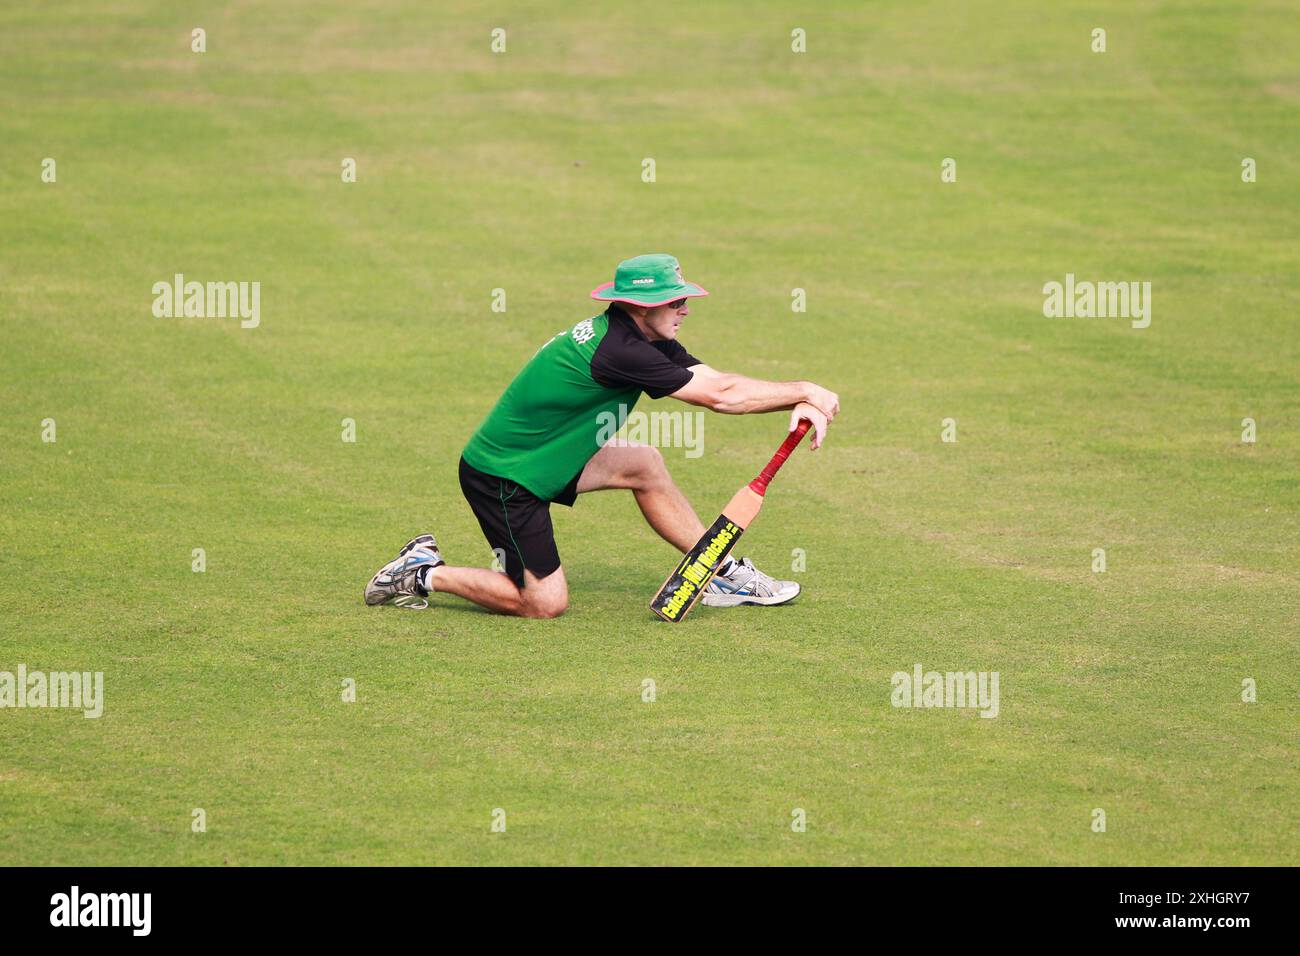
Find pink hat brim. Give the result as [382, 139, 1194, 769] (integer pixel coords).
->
[589, 281, 710, 306]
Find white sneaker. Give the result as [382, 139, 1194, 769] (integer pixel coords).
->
[364, 534, 445, 608]
[700, 556, 801, 607]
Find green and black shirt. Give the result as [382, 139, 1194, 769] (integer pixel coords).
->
[462, 307, 701, 500]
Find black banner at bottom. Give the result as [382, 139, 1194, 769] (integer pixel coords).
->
[0, 866, 1290, 942]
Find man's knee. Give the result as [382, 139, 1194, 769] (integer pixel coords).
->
[516, 571, 568, 619]
[519, 591, 567, 619]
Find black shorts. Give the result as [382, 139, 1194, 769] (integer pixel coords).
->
[458, 457, 581, 589]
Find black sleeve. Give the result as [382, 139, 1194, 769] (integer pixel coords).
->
[591, 335, 695, 399]
[658, 339, 703, 370]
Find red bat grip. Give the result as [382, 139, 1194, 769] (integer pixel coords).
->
[748, 419, 812, 496]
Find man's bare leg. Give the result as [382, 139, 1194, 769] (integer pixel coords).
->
[429, 444, 693, 616]
[576, 442, 705, 551]
[428, 565, 568, 619]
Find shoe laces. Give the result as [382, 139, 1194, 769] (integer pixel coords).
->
[721, 557, 777, 596]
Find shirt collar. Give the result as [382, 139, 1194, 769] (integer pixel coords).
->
[606, 305, 650, 342]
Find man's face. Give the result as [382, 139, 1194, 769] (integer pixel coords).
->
[638, 298, 689, 341]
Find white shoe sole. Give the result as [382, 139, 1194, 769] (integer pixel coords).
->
[700, 584, 801, 608]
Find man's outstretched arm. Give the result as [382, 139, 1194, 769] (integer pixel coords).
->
[673, 364, 839, 416]
[670, 365, 839, 447]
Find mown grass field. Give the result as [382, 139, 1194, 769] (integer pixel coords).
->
[1, 0, 1296, 865]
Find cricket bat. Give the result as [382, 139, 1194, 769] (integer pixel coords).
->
[649, 419, 812, 622]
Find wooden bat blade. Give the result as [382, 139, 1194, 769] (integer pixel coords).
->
[649, 422, 810, 623]
[649, 488, 768, 622]
[649, 509, 747, 622]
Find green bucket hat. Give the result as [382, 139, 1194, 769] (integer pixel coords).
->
[590, 253, 709, 307]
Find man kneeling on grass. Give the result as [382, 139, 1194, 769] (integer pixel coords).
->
[364, 254, 839, 618]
